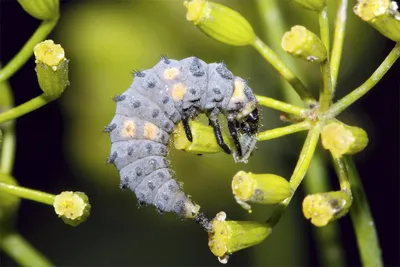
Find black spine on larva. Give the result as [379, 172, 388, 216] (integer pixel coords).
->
[107, 58, 200, 218]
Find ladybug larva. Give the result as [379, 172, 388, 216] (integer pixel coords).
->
[105, 56, 259, 219]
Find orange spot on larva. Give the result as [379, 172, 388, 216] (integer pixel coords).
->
[120, 120, 136, 138]
[170, 83, 187, 101]
[143, 122, 158, 140]
[163, 67, 180, 80]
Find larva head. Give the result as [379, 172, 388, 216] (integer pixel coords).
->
[226, 77, 259, 162]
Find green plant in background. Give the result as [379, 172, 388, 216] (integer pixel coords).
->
[182, 0, 399, 265]
[1, 0, 398, 266]
[0, 0, 90, 266]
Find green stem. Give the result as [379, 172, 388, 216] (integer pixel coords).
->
[256, 95, 308, 117]
[329, 42, 400, 117]
[0, 94, 57, 124]
[304, 150, 345, 266]
[318, 7, 333, 112]
[251, 37, 316, 107]
[0, 175, 55, 205]
[267, 124, 322, 227]
[345, 156, 383, 267]
[330, 0, 348, 89]
[331, 154, 351, 191]
[1, 232, 53, 267]
[0, 81, 16, 175]
[256, 120, 311, 142]
[0, 19, 58, 83]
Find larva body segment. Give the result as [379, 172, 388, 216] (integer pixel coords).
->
[107, 56, 259, 219]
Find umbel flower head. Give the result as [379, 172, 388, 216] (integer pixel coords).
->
[208, 211, 272, 264]
[282, 25, 327, 63]
[302, 190, 352, 227]
[34, 40, 69, 98]
[53, 191, 91, 226]
[232, 171, 292, 212]
[184, 0, 256, 46]
[354, 0, 400, 42]
[321, 121, 369, 156]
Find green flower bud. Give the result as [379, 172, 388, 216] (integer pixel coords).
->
[354, 0, 400, 42]
[0, 176, 21, 234]
[232, 171, 292, 212]
[173, 120, 233, 154]
[53, 191, 91, 227]
[302, 190, 352, 227]
[289, 0, 326, 11]
[208, 211, 272, 264]
[18, 0, 59, 21]
[321, 122, 369, 156]
[184, 0, 256, 46]
[282, 25, 327, 63]
[34, 40, 69, 98]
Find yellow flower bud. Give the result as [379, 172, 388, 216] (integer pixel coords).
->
[282, 25, 327, 63]
[184, 0, 256, 46]
[173, 120, 233, 154]
[34, 40, 69, 98]
[53, 191, 91, 226]
[232, 171, 292, 212]
[18, 0, 59, 20]
[354, 0, 400, 42]
[289, 0, 326, 11]
[321, 122, 369, 156]
[302, 190, 352, 227]
[208, 211, 272, 264]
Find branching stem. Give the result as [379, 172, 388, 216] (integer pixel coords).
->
[252, 37, 316, 107]
[0, 19, 58, 83]
[256, 95, 308, 117]
[329, 42, 400, 117]
[0, 174, 55, 205]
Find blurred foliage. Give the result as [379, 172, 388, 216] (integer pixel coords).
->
[14, 0, 386, 265]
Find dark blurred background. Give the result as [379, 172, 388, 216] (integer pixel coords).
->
[1, 0, 399, 266]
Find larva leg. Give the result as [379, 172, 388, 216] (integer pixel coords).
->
[208, 110, 231, 154]
[181, 115, 193, 142]
[227, 118, 242, 157]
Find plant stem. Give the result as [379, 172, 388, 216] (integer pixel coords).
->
[345, 156, 383, 267]
[0, 175, 55, 205]
[256, 95, 308, 117]
[267, 124, 322, 227]
[1, 232, 53, 267]
[330, 0, 348, 89]
[331, 154, 351, 191]
[0, 93, 57, 124]
[318, 7, 333, 112]
[304, 150, 345, 266]
[0, 19, 58, 83]
[0, 81, 16, 175]
[251, 37, 316, 107]
[329, 42, 400, 117]
[256, 120, 311, 142]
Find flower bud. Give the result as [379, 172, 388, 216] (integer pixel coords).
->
[354, 0, 400, 42]
[282, 25, 327, 63]
[321, 122, 369, 156]
[53, 191, 91, 227]
[0, 176, 21, 233]
[208, 211, 272, 264]
[302, 190, 352, 227]
[34, 40, 69, 98]
[184, 0, 256, 46]
[173, 120, 233, 154]
[289, 0, 326, 11]
[232, 171, 292, 212]
[18, 0, 59, 20]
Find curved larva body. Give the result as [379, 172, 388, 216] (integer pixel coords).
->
[106, 57, 258, 218]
